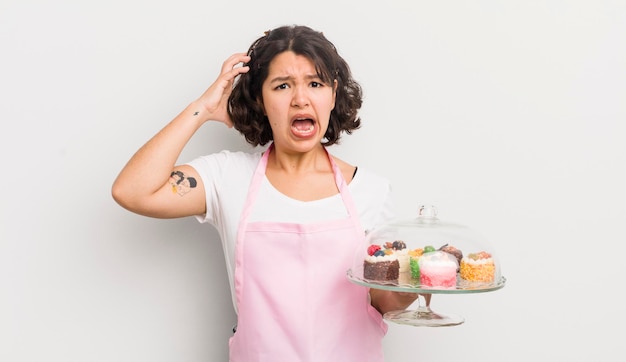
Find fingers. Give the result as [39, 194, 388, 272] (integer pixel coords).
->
[199, 53, 249, 98]
[218, 53, 251, 83]
[220, 52, 251, 74]
[194, 53, 252, 126]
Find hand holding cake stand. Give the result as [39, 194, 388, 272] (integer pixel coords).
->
[347, 205, 506, 327]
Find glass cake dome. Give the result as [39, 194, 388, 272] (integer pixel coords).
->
[347, 204, 506, 327]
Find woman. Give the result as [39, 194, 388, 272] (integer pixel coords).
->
[112, 24, 416, 361]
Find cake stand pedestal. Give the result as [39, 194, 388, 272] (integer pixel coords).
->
[383, 293, 464, 327]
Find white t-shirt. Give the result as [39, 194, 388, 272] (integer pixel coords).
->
[187, 149, 395, 311]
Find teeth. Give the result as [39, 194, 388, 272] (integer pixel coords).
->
[293, 124, 314, 131]
[292, 117, 314, 134]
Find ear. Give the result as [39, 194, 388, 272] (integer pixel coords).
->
[331, 79, 338, 109]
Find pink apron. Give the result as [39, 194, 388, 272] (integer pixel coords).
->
[228, 144, 387, 362]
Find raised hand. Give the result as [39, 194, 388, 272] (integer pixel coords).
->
[195, 53, 250, 128]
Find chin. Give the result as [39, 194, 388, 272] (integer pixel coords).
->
[278, 138, 323, 152]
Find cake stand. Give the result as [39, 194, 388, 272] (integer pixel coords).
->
[346, 269, 506, 327]
[347, 204, 506, 327]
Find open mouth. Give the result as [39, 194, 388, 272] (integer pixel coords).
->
[291, 118, 316, 136]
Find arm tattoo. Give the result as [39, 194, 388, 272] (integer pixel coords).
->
[193, 111, 199, 116]
[169, 170, 197, 196]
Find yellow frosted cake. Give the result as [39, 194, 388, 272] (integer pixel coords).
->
[460, 251, 495, 282]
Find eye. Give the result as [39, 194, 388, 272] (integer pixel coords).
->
[310, 81, 324, 88]
[274, 83, 289, 90]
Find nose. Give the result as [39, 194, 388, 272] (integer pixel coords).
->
[290, 86, 310, 108]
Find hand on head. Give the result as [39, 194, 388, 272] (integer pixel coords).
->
[196, 53, 251, 128]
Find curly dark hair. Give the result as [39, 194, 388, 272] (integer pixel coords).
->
[228, 25, 363, 147]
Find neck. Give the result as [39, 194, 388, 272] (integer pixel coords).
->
[267, 143, 330, 175]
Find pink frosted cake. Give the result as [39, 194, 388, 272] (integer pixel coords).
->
[418, 251, 458, 288]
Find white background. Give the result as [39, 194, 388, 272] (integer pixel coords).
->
[2, 0, 625, 361]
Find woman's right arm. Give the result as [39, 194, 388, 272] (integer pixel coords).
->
[111, 53, 250, 219]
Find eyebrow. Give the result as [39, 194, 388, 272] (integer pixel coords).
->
[268, 74, 322, 84]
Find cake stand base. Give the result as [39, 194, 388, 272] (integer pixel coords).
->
[384, 307, 464, 327]
[383, 294, 464, 327]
